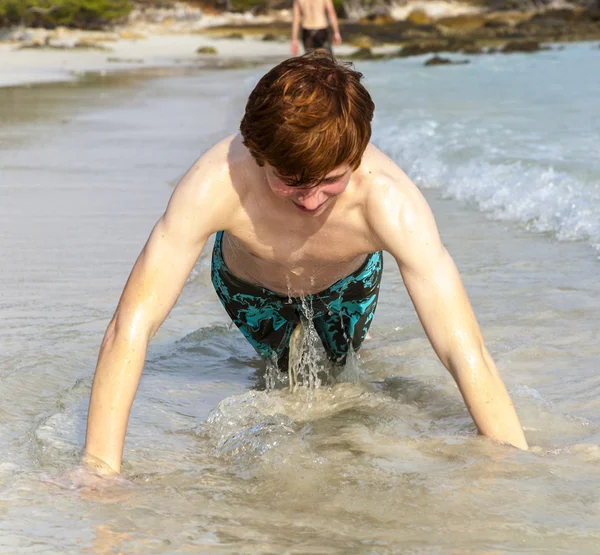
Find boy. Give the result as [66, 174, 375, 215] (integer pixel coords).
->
[85, 53, 528, 475]
[291, 0, 342, 55]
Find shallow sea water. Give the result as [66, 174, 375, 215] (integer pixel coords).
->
[1, 44, 599, 552]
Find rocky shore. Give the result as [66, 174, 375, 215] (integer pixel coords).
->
[3, 1, 600, 53]
[198, 5, 600, 59]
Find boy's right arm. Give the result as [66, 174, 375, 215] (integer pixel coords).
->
[84, 156, 230, 474]
[291, 0, 301, 55]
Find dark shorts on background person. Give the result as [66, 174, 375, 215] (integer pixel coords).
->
[211, 231, 382, 370]
[302, 27, 331, 52]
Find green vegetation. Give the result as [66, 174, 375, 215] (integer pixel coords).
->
[0, 0, 132, 29]
[0, 0, 368, 29]
[228, 0, 266, 11]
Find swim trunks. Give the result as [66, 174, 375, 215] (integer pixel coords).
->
[302, 27, 331, 53]
[211, 231, 383, 370]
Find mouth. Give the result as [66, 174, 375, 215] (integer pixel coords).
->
[292, 200, 326, 214]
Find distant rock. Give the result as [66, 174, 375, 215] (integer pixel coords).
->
[128, 4, 203, 26]
[74, 32, 118, 43]
[349, 34, 375, 49]
[118, 30, 147, 40]
[348, 47, 385, 60]
[74, 37, 111, 50]
[17, 40, 45, 49]
[529, 8, 581, 25]
[397, 40, 448, 57]
[436, 14, 487, 33]
[196, 46, 217, 54]
[359, 14, 395, 25]
[501, 40, 543, 53]
[461, 43, 484, 54]
[0, 28, 16, 42]
[424, 55, 470, 66]
[401, 26, 439, 41]
[359, 5, 395, 26]
[17, 34, 109, 51]
[406, 10, 431, 26]
[445, 37, 477, 52]
[107, 57, 144, 64]
[484, 10, 532, 29]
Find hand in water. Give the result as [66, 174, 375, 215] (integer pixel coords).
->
[334, 32, 342, 46]
[291, 40, 299, 55]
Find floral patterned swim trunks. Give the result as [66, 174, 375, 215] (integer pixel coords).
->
[211, 231, 383, 370]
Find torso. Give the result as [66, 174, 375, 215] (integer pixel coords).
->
[214, 136, 382, 297]
[296, 0, 329, 30]
[221, 223, 369, 297]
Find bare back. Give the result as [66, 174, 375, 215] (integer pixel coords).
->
[295, 0, 329, 30]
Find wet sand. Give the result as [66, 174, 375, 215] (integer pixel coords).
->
[0, 32, 361, 89]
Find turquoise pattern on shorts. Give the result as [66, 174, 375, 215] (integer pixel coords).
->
[211, 231, 382, 369]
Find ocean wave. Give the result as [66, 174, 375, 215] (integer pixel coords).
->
[374, 118, 600, 257]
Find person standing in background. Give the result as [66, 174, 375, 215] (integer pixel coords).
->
[291, 0, 342, 55]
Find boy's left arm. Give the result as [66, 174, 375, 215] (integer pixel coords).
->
[368, 169, 528, 450]
[325, 0, 342, 45]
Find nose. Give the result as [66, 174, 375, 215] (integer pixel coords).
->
[295, 188, 324, 210]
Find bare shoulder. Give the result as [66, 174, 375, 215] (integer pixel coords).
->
[166, 134, 245, 235]
[173, 135, 236, 202]
[357, 144, 440, 255]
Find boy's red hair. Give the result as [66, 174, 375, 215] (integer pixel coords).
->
[240, 52, 375, 187]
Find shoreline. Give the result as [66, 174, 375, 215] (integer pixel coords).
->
[0, 33, 303, 89]
[1, 1, 599, 89]
[2, 30, 597, 91]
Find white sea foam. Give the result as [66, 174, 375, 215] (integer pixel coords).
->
[370, 45, 600, 257]
[376, 120, 600, 255]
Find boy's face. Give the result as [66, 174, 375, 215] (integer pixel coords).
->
[264, 164, 352, 216]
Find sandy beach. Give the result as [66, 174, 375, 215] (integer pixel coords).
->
[0, 33, 304, 88]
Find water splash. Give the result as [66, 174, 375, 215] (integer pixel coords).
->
[264, 354, 287, 391]
[287, 296, 326, 395]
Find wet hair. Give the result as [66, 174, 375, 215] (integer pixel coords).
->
[240, 52, 375, 187]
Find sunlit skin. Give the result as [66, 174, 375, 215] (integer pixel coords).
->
[84, 135, 528, 478]
[264, 164, 352, 215]
[291, 0, 342, 55]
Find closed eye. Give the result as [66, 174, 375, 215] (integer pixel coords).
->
[322, 173, 346, 184]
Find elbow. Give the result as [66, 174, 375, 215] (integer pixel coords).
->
[102, 308, 152, 352]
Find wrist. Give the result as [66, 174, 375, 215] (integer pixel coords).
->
[82, 451, 120, 475]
